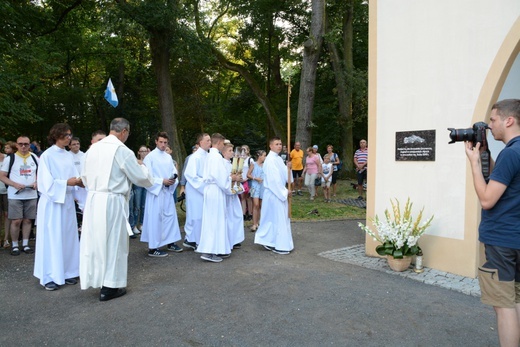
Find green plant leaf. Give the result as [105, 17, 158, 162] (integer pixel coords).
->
[375, 245, 387, 256]
[393, 249, 403, 259]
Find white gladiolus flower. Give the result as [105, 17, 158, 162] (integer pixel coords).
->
[358, 198, 434, 257]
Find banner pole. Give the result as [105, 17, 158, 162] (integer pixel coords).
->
[287, 78, 292, 218]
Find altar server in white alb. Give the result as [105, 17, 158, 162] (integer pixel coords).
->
[254, 137, 293, 254]
[140, 131, 183, 257]
[222, 142, 244, 249]
[33, 123, 85, 291]
[80, 118, 154, 302]
[197, 133, 233, 263]
[183, 133, 211, 250]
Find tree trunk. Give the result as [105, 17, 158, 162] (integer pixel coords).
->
[295, 0, 325, 150]
[341, 0, 354, 175]
[327, 0, 354, 174]
[149, 29, 185, 166]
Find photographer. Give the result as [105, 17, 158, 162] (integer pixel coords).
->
[465, 99, 520, 347]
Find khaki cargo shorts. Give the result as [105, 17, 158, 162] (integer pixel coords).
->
[478, 244, 520, 308]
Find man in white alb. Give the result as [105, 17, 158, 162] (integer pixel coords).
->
[254, 137, 293, 254]
[140, 131, 183, 257]
[183, 133, 211, 249]
[197, 133, 233, 263]
[80, 118, 154, 301]
[69, 137, 85, 174]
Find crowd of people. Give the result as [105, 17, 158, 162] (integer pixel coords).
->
[0, 117, 371, 302]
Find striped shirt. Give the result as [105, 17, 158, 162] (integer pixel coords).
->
[354, 148, 368, 173]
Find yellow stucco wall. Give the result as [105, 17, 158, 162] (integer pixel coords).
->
[366, 1, 520, 277]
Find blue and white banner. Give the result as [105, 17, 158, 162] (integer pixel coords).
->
[104, 78, 118, 108]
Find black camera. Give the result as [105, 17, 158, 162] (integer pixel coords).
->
[448, 121, 488, 146]
[177, 192, 185, 203]
[448, 121, 491, 181]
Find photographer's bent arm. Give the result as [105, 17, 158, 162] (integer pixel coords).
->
[465, 141, 506, 210]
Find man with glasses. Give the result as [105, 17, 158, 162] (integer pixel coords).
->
[0, 136, 39, 256]
[68, 136, 86, 237]
[69, 137, 84, 175]
[33, 124, 84, 291]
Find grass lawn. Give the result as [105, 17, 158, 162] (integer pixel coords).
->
[289, 178, 366, 221]
[175, 179, 366, 226]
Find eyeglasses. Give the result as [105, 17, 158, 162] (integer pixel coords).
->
[17, 143, 30, 147]
[64, 133, 73, 138]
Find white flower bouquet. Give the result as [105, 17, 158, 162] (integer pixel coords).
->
[358, 198, 434, 259]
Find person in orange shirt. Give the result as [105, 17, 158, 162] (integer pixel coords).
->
[289, 142, 304, 195]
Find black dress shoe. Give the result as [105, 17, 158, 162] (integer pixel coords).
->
[99, 287, 127, 302]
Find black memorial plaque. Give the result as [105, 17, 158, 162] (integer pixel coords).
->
[395, 130, 436, 161]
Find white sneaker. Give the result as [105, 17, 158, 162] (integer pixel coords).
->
[132, 226, 141, 235]
[272, 249, 290, 255]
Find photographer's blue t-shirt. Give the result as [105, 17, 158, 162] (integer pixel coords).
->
[479, 136, 520, 249]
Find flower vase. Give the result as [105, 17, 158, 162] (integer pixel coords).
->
[387, 255, 412, 272]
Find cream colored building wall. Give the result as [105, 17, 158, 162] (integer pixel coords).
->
[367, 0, 520, 277]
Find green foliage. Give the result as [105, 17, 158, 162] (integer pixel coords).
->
[0, 0, 369, 157]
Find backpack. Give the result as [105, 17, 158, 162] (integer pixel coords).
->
[7, 153, 39, 178]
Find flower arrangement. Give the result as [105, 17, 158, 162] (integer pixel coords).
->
[358, 198, 434, 259]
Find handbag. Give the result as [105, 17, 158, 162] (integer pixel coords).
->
[242, 181, 250, 194]
[314, 177, 321, 186]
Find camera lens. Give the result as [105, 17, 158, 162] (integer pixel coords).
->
[448, 128, 475, 144]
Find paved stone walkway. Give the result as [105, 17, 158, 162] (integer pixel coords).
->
[333, 197, 367, 208]
[319, 244, 481, 297]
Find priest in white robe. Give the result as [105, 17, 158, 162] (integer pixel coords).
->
[140, 132, 182, 256]
[254, 137, 294, 254]
[183, 133, 211, 248]
[197, 133, 233, 262]
[34, 123, 85, 291]
[80, 118, 154, 301]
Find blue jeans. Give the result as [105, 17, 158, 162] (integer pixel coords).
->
[134, 186, 146, 225]
[128, 186, 137, 228]
[129, 185, 147, 228]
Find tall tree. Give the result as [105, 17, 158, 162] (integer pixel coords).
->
[115, 0, 186, 163]
[327, 0, 353, 172]
[325, 0, 368, 173]
[294, 0, 325, 150]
